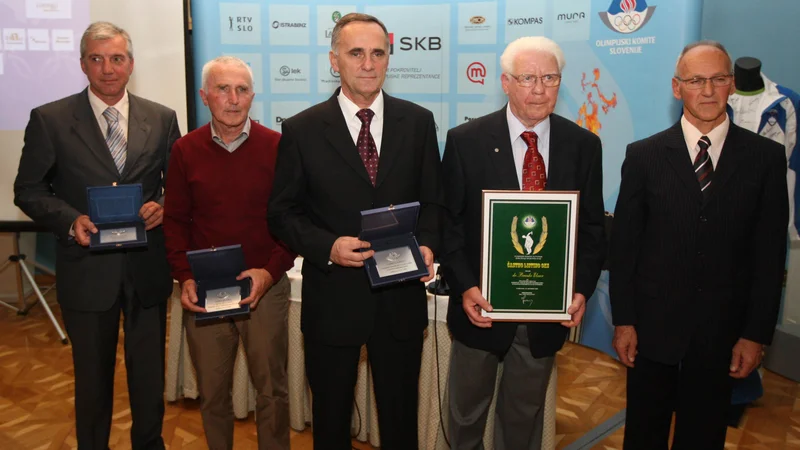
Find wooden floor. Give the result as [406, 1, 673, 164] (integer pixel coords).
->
[1, 281, 799, 449]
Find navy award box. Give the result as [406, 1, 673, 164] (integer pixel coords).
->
[86, 183, 146, 250]
[360, 201, 429, 287]
[187, 244, 251, 321]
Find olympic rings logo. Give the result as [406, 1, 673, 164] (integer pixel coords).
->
[613, 13, 641, 31]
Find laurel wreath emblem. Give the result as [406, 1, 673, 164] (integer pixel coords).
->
[511, 216, 548, 255]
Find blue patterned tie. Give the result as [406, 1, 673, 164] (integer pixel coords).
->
[102, 107, 127, 173]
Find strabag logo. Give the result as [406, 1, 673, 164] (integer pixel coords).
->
[272, 21, 307, 29]
[599, 0, 656, 34]
[388, 32, 442, 55]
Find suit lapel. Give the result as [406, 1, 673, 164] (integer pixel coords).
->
[123, 94, 151, 180]
[71, 89, 119, 177]
[322, 93, 373, 185]
[375, 93, 405, 188]
[707, 124, 746, 199]
[664, 121, 703, 203]
[546, 115, 573, 191]
[487, 107, 519, 190]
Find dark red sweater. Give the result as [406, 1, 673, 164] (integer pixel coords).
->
[163, 122, 296, 284]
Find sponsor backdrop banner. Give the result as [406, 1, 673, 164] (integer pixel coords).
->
[191, 0, 703, 358]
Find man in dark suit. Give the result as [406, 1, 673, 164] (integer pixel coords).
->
[610, 41, 788, 449]
[14, 22, 180, 450]
[267, 13, 442, 450]
[440, 36, 606, 449]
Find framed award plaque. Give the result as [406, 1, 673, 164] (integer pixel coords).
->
[480, 190, 579, 321]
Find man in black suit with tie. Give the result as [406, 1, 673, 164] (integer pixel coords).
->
[610, 41, 788, 449]
[14, 22, 180, 450]
[268, 13, 442, 450]
[440, 36, 606, 449]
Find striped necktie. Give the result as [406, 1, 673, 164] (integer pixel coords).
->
[102, 107, 127, 174]
[693, 135, 713, 196]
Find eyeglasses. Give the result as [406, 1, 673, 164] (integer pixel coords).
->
[674, 74, 733, 90]
[507, 73, 562, 88]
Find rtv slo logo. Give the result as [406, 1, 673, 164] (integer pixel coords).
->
[228, 16, 254, 32]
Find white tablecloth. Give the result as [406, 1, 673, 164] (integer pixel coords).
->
[165, 258, 556, 449]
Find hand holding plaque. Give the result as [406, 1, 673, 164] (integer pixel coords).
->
[330, 236, 374, 267]
[86, 183, 147, 250]
[187, 244, 251, 321]
[360, 201, 430, 287]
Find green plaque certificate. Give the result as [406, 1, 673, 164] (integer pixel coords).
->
[481, 190, 579, 321]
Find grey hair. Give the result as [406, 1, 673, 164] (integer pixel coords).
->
[500, 36, 565, 74]
[80, 21, 133, 59]
[674, 40, 733, 76]
[201, 56, 255, 91]
[330, 12, 389, 55]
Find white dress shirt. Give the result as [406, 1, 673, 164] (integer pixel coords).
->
[338, 90, 384, 155]
[681, 114, 729, 168]
[507, 105, 551, 188]
[71, 89, 131, 237]
[87, 88, 130, 141]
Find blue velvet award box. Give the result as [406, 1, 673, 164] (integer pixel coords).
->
[187, 244, 251, 321]
[360, 201, 429, 287]
[86, 183, 146, 250]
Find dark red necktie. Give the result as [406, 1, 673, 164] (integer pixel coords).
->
[521, 131, 547, 191]
[356, 108, 378, 186]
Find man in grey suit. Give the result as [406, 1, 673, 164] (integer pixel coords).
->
[14, 22, 180, 450]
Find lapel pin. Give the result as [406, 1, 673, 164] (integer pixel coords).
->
[494, 148, 499, 153]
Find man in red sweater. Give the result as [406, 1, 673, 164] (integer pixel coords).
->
[163, 56, 296, 450]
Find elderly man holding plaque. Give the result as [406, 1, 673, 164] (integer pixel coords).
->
[610, 41, 788, 449]
[440, 36, 606, 449]
[163, 56, 296, 449]
[268, 12, 442, 450]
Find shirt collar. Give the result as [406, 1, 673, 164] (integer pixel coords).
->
[338, 89, 384, 122]
[87, 88, 129, 122]
[507, 104, 551, 143]
[210, 118, 251, 142]
[681, 114, 730, 150]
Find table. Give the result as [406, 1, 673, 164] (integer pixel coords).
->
[165, 259, 556, 449]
